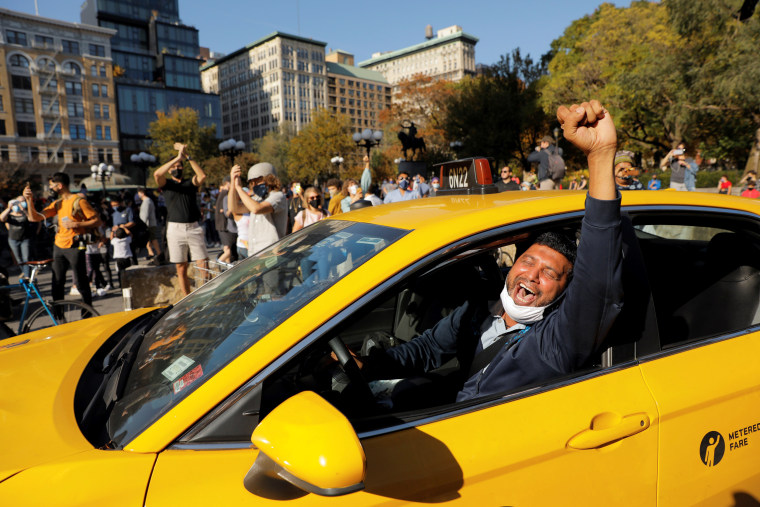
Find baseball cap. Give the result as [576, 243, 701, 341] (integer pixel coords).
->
[248, 162, 276, 181]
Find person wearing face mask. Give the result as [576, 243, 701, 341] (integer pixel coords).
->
[228, 162, 287, 256]
[110, 195, 135, 234]
[613, 150, 644, 191]
[1, 195, 37, 280]
[23, 173, 101, 308]
[340, 179, 362, 213]
[358, 99, 624, 402]
[383, 172, 420, 204]
[326, 178, 343, 216]
[154, 142, 208, 297]
[292, 187, 328, 232]
[430, 176, 441, 196]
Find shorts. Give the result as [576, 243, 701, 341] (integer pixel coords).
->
[146, 226, 158, 241]
[167, 222, 208, 263]
[219, 230, 237, 249]
[539, 179, 556, 190]
[670, 182, 687, 191]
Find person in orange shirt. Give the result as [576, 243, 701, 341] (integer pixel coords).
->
[24, 172, 101, 307]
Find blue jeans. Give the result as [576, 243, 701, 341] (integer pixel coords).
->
[8, 237, 31, 279]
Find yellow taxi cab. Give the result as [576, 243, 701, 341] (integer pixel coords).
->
[1, 158, 759, 506]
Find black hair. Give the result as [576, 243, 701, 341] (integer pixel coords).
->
[534, 231, 577, 266]
[50, 172, 70, 187]
[114, 227, 127, 239]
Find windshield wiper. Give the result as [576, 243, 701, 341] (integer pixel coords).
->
[81, 306, 172, 428]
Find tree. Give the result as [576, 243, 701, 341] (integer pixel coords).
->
[202, 152, 260, 186]
[252, 123, 296, 183]
[379, 74, 455, 167]
[444, 49, 549, 172]
[147, 107, 218, 177]
[541, 0, 759, 170]
[286, 109, 354, 185]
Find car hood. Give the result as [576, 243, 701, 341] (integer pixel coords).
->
[0, 309, 151, 482]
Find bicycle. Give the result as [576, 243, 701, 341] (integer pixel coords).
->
[0, 259, 99, 337]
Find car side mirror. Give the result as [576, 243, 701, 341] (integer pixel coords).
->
[244, 391, 366, 497]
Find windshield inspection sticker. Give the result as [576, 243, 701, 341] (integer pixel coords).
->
[172, 364, 203, 394]
[161, 355, 195, 381]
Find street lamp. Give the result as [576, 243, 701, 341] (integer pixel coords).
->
[352, 128, 383, 158]
[330, 155, 344, 174]
[219, 138, 246, 163]
[129, 151, 156, 186]
[90, 162, 115, 197]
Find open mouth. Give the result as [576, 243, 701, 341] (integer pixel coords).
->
[514, 282, 537, 305]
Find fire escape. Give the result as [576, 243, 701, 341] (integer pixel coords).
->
[33, 50, 67, 173]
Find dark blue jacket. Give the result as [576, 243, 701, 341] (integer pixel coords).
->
[372, 195, 623, 401]
[527, 145, 563, 182]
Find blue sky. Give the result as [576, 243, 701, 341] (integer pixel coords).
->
[3, 0, 627, 65]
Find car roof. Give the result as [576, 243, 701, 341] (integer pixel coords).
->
[334, 189, 760, 235]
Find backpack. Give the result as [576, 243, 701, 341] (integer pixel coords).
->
[547, 146, 566, 180]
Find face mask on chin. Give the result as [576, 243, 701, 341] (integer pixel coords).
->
[500, 285, 548, 325]
[170, 169, 182, 179]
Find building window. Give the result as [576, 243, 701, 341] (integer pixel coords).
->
[106, 149, 113, 163]
[94, 104, 101, 119]
[101, 85, 108, 97]
[98, 148, 105, 162]
[63, 62, 81, 75]
[6, 30, 27, 46]
[67, 102, 84, 117]
[61, 40, 79, 54]
[96, 126, 103, 140]
[92, 83, 100, 97]
[14, 98, 35, 114]
[88, 44, 106, 57]
[0, 145, 9, 161]
[105, 126, 111, 140]
[0, 120, 5, 136]
[66, 82, 82, 95]
[44, 122, 62, 137]
[102, 105, 110, 119]
[100, 66, 107, 77]
[9, 54, 30, 68]
[12, 75, 32, 90]
[16, 120, 37, 137]
[91, 65, 98, 76]
[70, 125, 86, 140]
[34, 35, 53, 48]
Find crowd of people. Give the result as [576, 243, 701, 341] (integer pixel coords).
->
[1, 134, 757, 313]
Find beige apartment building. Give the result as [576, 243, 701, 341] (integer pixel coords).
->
[200, 32, 327, 144]
[0, 8, 120, 183]
[358, 25, 478, 88]
[325, 50, 390, 133]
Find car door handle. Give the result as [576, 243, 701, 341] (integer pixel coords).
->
[567, 412, 650, 450]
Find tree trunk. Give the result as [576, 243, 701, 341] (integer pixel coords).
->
[744, 127, 760, 176]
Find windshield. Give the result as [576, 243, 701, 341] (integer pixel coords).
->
[108, 220, 407, 445]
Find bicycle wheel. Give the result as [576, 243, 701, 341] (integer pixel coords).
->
[22, 301, 100, 334]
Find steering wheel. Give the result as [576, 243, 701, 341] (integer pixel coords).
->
[327, 337, 377, 406]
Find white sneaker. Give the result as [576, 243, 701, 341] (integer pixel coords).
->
[96, 288, 107, 297]
[104, 284, 112, 291]
[69, 286, 81, 296]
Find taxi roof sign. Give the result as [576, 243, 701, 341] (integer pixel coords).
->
[434, 157, 498, 196]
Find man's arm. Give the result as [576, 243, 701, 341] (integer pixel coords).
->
[154, 149, 184, 188]
[557, 100, 617, 200]
[229, 165, 273, 215]
[22, 186, 49, 222]
[188, 157, 206, 188]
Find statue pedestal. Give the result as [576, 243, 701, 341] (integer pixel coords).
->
[398, 161, 427, 178]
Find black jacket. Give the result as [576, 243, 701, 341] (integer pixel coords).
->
[371, 195, 624, 402]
